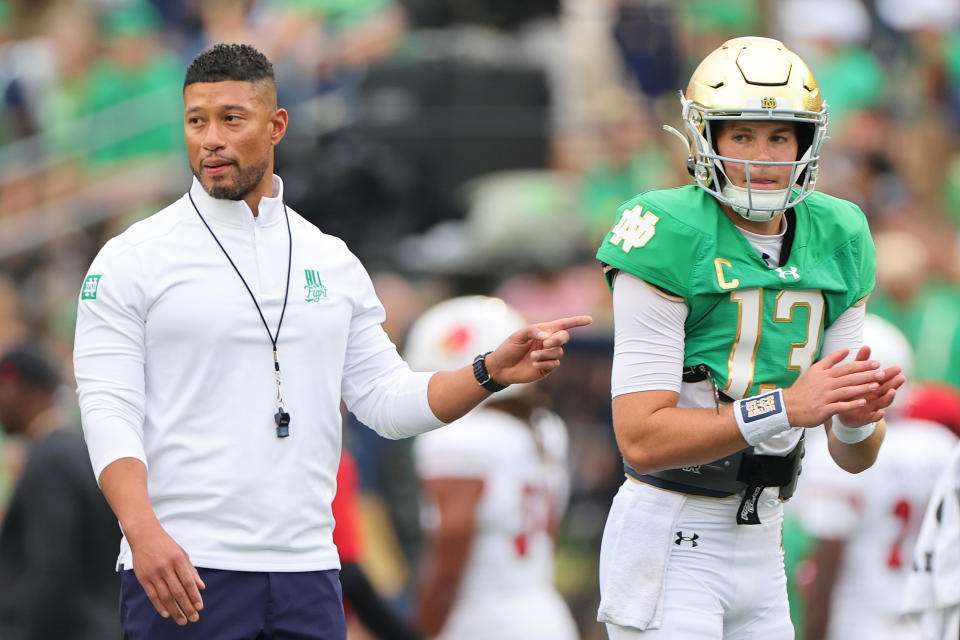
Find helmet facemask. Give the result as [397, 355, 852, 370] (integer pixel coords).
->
[665, 37, 830, 222]
[683, 95, 828, 222]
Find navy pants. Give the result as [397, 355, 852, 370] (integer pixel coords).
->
[120, 568, 346, 640]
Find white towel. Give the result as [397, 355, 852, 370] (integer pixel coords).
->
[597, 480, 686, 631]
[902, 442, 960, 640]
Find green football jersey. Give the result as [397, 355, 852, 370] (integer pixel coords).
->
[597, 185, 876, 399]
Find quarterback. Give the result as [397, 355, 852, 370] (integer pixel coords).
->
[595, 37, 905, 638]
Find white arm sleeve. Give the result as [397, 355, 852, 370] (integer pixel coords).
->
[341, 260, 444, 439]
[611, 276, 865, 394]
[821, 304, 866, 364]
[611, 271, 688, 397]
[611, 272, 864, 397]
[73, 239, 149, 481]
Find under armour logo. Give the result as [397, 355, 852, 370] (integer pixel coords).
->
[775, 266, 801, 280]
[675, 531, 699, 547]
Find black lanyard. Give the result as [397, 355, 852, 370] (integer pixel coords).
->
[189, 191, 294, 438]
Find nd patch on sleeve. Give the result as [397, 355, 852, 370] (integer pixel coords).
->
[81, 274, 103, 300]
[608, 205, 660, 253]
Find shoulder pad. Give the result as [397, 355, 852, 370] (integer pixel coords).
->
[596, 187, 709, 298]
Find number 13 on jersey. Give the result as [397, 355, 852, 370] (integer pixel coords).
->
[724, 288, 825, 398]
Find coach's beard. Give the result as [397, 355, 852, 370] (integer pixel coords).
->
[193, 158, 270, 201]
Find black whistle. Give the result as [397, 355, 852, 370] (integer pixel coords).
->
[274, 410, 291, 438]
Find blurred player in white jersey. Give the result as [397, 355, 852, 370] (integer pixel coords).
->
[405, 296, 579, 640]
[902, 404, 960, 640]
[795, 315, 960, 640]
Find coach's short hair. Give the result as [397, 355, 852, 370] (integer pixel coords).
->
[184, 43, 274, 89]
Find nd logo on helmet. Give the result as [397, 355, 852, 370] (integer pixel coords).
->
[761, 97, 777, 109]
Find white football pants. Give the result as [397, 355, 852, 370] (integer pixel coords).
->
[599, 480, 794, 639]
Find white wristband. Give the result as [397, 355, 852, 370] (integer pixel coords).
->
[733, 389, 792, 446]
[832, 421, 876, 444]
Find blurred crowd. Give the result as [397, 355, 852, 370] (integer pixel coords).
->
[2, 0, 960, 638]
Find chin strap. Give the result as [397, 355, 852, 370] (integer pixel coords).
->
[720, 182, 790, 222]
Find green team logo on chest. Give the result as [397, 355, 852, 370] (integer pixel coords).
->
[304, 269, 329, 302]
[698, 258, 825, 398]
[81, 274, 102, 300]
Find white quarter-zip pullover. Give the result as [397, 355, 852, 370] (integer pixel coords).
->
[74, 176, 443, 571]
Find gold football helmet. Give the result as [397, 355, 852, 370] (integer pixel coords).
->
[668, 37, 828, 221]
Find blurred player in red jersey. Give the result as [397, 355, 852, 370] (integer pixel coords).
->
[795, 315, 960, 640]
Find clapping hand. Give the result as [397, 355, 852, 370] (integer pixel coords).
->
[836, 345, 905, 427]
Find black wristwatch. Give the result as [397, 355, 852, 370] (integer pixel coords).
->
[473, 351, 507, 393]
